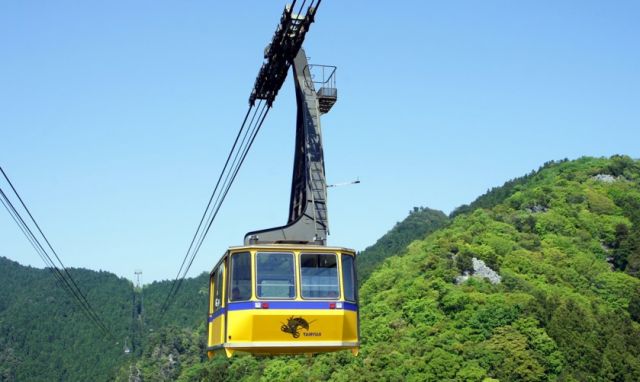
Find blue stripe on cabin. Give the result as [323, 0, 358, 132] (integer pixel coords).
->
[209, 301, 358, 322]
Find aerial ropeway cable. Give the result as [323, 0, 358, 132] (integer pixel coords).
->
[160, 100, 270, 315]
[159, 105, 258, 314]
[160, 0, 322, 314]
[0, 167, 114, 340]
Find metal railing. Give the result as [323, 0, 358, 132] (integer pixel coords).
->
[304, 64, 337, 93]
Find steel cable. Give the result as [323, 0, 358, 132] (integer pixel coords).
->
[0, 174, 113, 338]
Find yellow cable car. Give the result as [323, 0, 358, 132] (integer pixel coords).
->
[207, 3, 359, 358]
[207, 245, 359, 357]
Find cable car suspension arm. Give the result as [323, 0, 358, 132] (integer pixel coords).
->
[160, 1, 321, 313]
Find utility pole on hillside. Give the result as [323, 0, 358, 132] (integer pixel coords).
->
[134, 270, 144, 320]
[131, 270, 144, 356]
[134, 270, 142, 289]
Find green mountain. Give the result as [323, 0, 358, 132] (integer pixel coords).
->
[357, 207, 448, 283]
[347, 156, 640, 381]
[0, 256, 208, 381]
[0, 257, 132, 381]
[448, 160, 566, 219]
[3, 155, 640, 381]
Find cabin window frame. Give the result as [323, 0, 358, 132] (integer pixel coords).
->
[228, 251, 252, 302]
[341, 253, 357, 302]
[212, 265, 225, 312]
[299, 252, 340, 300]
[208, 272, 215, 314]
[255, 251, 297, 300]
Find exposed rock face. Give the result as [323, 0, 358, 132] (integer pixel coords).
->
[526, 204, 548, 213]
[472, 258, 501, 284]
[592, 174, 618, 183]
[455, 257, 501, 284]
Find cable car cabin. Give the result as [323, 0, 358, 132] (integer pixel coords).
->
[206, 4, 357, 359]
[207, 244, 359, 358]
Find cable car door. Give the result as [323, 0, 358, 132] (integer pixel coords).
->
[208, 260, 226, 352]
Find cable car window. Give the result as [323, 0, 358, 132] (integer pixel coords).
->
[256, 252, 295, 299]
[229, 252, 252, 301]
[209, 272, 216, 313]
[341, 254, 356, 302]
[301, 253, 339, 299]
[213, 266, 224, 311]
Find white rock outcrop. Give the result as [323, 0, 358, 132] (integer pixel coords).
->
[454, 257, 502, 284]
[592, 174, 617, 183]
[472, 258, 501, 284]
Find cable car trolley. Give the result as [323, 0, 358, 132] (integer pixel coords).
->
[207, 1, 359, 358]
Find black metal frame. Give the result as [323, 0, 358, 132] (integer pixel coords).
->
[304, 64, 337, 92]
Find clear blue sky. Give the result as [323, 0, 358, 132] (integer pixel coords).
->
[1, 1, 639, 283]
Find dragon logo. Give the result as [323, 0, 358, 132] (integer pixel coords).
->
[281, 316, 314, 338]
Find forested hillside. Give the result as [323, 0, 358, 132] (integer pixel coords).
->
[3, 156, 640, 381]
[121, 155, 640, 381]
[357, 207, 448, 283]
[345, 156, 640, 381]
[0, 257, 207, 381]
[0, 257, 132, 381]
[448, 160, 565, 218]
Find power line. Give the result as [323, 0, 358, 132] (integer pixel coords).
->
[0, 187, 110, 337]
[0, 167, 114, 339]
